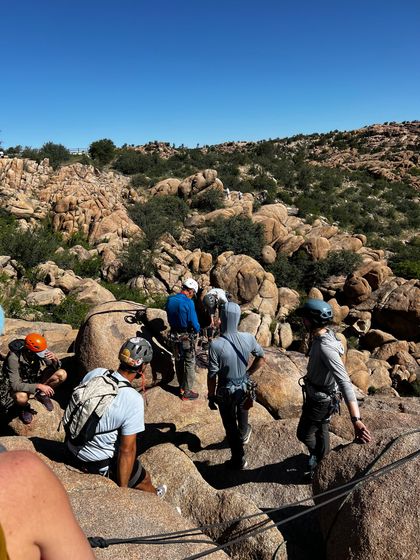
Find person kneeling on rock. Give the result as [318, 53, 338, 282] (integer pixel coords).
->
[296, 299, 371, 480]
[65, 337, 167, 499]
[0, 333, 67, 424]
[207, 302, 266, 470]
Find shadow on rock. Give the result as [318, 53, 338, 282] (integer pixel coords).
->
[194, 453, 310, 490]
[141, 422, 202, 453]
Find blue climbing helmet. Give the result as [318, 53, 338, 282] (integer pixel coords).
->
[297, 299, 333, 327]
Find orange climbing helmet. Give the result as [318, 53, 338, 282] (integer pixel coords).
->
[24, 333, 48, 356]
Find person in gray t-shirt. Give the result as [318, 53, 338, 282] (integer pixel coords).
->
[296, 299, 371, 478]
[208, 302, 265, 469]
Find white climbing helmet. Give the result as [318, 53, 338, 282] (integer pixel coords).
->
[183, 278, 199, 294]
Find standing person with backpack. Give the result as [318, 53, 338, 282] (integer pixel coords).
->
[65, 337, 166, 498]
[207, 302, 266, 470]
[0, 333, 67, 424]
[296, 299, 371, 479]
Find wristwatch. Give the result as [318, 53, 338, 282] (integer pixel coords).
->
[351, 416, 362, 423]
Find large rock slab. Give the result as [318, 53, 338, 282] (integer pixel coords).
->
[75, 301, 174, 383]
[373, 279, 420, 341]
[251, 348, 304, 419]
[314, 428, 420, 560]
[1, 318, 75, 355]
[142, 443, 286, 560]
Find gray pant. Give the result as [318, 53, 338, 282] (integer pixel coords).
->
[175, 348, 196, 391]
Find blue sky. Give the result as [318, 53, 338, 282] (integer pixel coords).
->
[1, 0, 419, 148]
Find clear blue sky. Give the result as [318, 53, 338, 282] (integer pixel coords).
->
[1, 0, 419, 149]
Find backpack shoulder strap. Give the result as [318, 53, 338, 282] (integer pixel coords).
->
[220, 335, 248, 367]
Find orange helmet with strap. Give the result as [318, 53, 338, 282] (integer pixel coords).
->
[25, 333, 47, 354]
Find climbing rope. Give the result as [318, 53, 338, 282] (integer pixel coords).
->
[87, 428, 420, 558]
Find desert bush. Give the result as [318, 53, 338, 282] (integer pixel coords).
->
[129, 195, 189, 248]
[190, 215, 264, 260]
[119, 238, 156, 281]
[47, 296, 90, 328]
[269, 250, 362, 292]
[191, 188, 224, 211]
[88, 138, 116, 165]
[0, 221, 61, 271]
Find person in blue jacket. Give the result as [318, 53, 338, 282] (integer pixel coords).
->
[165, 279, 200, 401]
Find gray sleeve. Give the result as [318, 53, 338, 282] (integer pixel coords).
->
[5, 354, 37, 394]
[208, 342, 220, 378]
[321, 345, 356, 403]
[250, 337, 265, 358]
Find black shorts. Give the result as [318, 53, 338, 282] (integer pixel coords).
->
[109, 457, 146, 488]
[67, 449, 146, 488]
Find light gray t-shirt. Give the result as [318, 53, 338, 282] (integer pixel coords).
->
[67, 368, 145, 463]
[306, 329, 356, 403]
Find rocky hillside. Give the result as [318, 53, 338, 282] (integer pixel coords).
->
[0, 137, 419, 558]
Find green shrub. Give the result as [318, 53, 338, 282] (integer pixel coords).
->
[191, 188, 224, 211]
[269, 250, 362, 292]
[48, 296, 90, 328]
[129, 196, 189, 248]
[88, 138, 116, 165]
[388, 238, 420, 280]
[190, 215, 265, 260]
[101, 282, 166, 309]
[119, 238, 156, 280]
[130, 174, 149, 189]
[0, 221, 61, 271]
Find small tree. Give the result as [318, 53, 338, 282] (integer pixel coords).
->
[190, 216, 264, 260]
[88, 138, 116, 165]
[39, 142, 71, 169]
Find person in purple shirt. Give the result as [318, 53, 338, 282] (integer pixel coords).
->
[165, 279, 200, 401]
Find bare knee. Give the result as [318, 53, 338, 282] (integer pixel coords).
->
[13, 392, 29, 406]
[47, 369, 67, 386]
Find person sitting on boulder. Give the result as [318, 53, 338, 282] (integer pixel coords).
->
[0, 333, 67, 424]
[296, 299, 371, 479]
[65, 337, 167, 499]
[207, 302, 266, 470]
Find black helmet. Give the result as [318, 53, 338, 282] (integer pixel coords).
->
[203, 292, 217, 315]
[297, 299, 333, 327]
[119, 337, 153, 369]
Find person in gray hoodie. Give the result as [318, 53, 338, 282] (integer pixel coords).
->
[207, 302, 266, 469]
[296, 299, 371, 477]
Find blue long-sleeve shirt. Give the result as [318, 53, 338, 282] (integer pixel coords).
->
[165, 293, 201, 333]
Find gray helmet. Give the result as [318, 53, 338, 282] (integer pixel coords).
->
[119, 337, 153, 369]
[203, 292, 217, 315]
[297, 299, 333, 327]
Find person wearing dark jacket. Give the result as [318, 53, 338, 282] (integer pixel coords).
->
[0, 333, 67, 424]
[296, 299, 371, 478]
[207, 302, 266, 469]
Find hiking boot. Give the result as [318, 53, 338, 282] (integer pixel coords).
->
[181, 390, 199, 401]
[241, 425, 252, 445]
[156, 484, 167, 499]
[19, 406, 33, 425]
[35, 391, 53, 412]
[224, 458, 248, 470]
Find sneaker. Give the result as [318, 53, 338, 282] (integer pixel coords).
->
[241, 425, 252, 445]
[224, 458, 248, 470]
[19, 406, 33, 425]
[156, 484, 167, 499]
[35, 391, 53, 412]
[181, 390, 199, 401]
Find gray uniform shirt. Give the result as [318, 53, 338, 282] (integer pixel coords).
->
[306, 329, 356, 404]
[208, 302, 264, 389]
